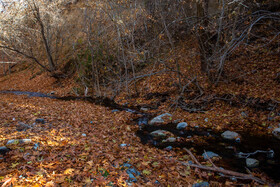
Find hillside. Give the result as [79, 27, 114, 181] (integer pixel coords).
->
[0, 36, 280, 186]
[1, 0, 280, 186]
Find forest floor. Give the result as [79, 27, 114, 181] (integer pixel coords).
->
[0, 38, 280, 186]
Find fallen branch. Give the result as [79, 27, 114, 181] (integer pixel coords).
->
[182, 148, 266, 185]
[183, 148, 201, 166]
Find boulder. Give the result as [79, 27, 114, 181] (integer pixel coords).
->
[221, 131, 239, 140]
[246, 158, 259, 168]
[176, 122, 188, 130]
[149, 113, 172, 125]
[272, 128, 280, 140]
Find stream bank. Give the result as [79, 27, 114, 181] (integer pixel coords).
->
[1, 90, 280, 184]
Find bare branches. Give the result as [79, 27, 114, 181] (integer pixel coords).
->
[0, 45, 51, 72]
[181, 148, 266, 185]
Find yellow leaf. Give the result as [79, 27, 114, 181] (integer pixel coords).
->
[84, 177, 92, 184]
[142, 169, 151, 175]
[11, 162, 19, 168]
[64, 168, 74, 175]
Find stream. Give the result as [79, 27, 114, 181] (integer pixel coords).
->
[1, 90, 280, 183]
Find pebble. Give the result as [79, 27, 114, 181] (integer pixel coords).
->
[246, 158, 259, 168]
[221, 131, 240, 140]
[165, 146, 173, 151]
[162, 137, 176, 143]
[35, 118, 45, 124]
[33, 143, 40, 150]
[7, 139, 32, 145]
[176, 122, 188, 130]
[272, 128, 280, 140]
[202, 151, 220, 160]
[140, 107, 149, 111]
[149, 113, 172, 125]
[155, 180, 160, 184]
[150, 130, 169, 138]
[0, 146, 10, 155]
[192, 182, 209, 187]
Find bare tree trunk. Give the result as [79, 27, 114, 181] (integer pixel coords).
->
[32, 1, 56, 72]
[196, 0, 211, 73]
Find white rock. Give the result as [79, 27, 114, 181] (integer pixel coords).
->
[150, 130, 169, 138]
[176, 122, 188, 130]
[140, 107, 149, 111]
[162, 137, 176, 143]
[6, 139, 32, 145]
[149, 113, 172, 125]
[246, 158, 259, 168]
[221, 131, 239, 140]
[272, 128, 280, 140]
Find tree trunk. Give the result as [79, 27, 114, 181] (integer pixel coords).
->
[196, 0, 211, 73]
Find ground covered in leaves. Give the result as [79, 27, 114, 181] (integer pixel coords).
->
[0, 38, 280, 186]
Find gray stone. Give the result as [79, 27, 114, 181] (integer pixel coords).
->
[162, 137, 176, 143]
[272, 128, 280, 140]
[16, 122, 31, 131]
[33, 143, 40, 150]
[149, 113, 172, 125]
[241, 111, 248, 118]
[150, 130, 169, 138]
[0, 146, 10, 155]
[235, 137, 241, 143]
[127, 168, 141, 176]
[140, 107, 149, 111]
[127, 173, 137, 182]
[165, 146, 173, 151]
[35, 118, 45, 124]
[7, 139, 32, 145]
[202, 151, 220, 160]
[246, 158, 259, 168]
[193, 182, 209, 187]
[176, 122, 188, 130]
[221, 131, 239, 140]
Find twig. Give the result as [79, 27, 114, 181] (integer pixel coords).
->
[203, 150, 218, 168]
[180, 161, 265, 184]
[182, 148, 266, 184]
[183, 148, 201, 166]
